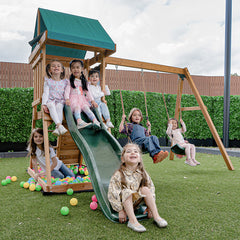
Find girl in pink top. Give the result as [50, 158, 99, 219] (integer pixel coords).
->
[166, 118, 200, 166]
[65, 60, 100, 129]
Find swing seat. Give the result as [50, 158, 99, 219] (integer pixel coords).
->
[171, 144, 185, 155]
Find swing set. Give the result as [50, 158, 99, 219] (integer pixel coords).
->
[108, 57, 234, 170]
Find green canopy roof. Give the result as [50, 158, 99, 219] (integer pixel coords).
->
[29, 8, 116, 59]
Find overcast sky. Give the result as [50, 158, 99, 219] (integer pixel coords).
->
[0, 0, 239, 76]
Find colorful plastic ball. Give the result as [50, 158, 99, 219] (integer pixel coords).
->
[92, 195, 98, 202]
[20, 181, 25, 188]
[90, 201, 98, 210]
[70, 198, 78, 206]
[1, 180, 7, 186]
[6, 176, 11, 179]
[35, 184, 42, 191]
[60, 206, 69, 216]
[67, 188, 74, 195]
[84, 170, 89, 175]
[23, 182, 30, 189]
[73, 169, 78, 175]
[11, 176, 17, 182]
[80, 168, 84, 175]
[29, 184, 36, 191]
[6, 178, 11, 184]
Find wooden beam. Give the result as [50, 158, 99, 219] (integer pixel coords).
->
[31, 53, 43, 69]
[29, 31, 48, 64]
[46, 38, 115, 54]
[184, 68, 234, 170]
[105, 57, 186, 74]
[181, 106, 204, 111]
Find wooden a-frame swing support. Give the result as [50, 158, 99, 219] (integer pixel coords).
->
[104, 57, 234, 171]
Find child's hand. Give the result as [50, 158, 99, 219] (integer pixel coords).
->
[42, 105, 49, 113]
[91, 100, 98, 108]
[65, 99, 70, 106]
[122, 114, 126, 121]
[147, 120, 151, 127]
[119, 210, 127, 223]
[180, 119, 183, 124]
[143, 207, 153, 218]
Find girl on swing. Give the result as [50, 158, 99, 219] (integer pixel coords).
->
[119, 108, 169, 164]
[166, 118, 200, 166]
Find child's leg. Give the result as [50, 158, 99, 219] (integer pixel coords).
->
[73, 107, 82, 122]
[82, 105, 100, 127]
[183, 144, 196, 166]
[59, 163, 75, 178]
[51, 170, 64, 179]
[190, 144, 200, 165]
[99, 102, 110, 121]
[55, 102, 64, 124]
[141, 187, 168, 228]
[46, 102, 61, 126]
[122, 194, 139, 225]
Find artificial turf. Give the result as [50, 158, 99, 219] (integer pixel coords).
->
[0, 153, 240, 240]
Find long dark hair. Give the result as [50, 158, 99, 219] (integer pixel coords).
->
[69, 59, 88, 91]
[118, 143, 149, 188]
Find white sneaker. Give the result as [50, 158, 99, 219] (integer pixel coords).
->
[185, 159, 196, 167]
[52, 128, 60, 136]
[58, 125, 68, 135]
[154, 218, 168, 228]
[77, 120, 92, 129]
[93, 120, 101, 128]
[106, 121, 114, 128]
[127, 221, 146, 232]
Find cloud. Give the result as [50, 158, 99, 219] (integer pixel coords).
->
[0, 0, 239, 76]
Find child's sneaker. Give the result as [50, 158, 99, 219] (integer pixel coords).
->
[154, 218, 168, 228]
[192, 159, 200, 165]
[52, 128, 60, 136]
[185, 159, 196, 166]
[77, 120, 92, 129]
[153, 151, 169, 164]
[58, 125, 68, 135]
[106, 121, 114, 128]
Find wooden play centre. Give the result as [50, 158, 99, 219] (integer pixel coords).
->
[27, 8, 233, 194]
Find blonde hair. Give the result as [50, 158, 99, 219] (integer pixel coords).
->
[119, 143, 149, 188]
[128, 108, 143, 123]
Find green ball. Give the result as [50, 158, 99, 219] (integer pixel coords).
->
[60, 206, 69, 216]
[35, 184, 42, 191]
[20, 181, 25, 188]
[67, 188, 74, 195]
[6, 178, 11, 184]
[1, 180, 7, 186]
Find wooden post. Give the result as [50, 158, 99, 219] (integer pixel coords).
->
[184, 68, 234, 170]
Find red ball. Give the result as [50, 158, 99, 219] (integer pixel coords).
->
[91, 194, 98, 202]
[90, 201, 98, 210]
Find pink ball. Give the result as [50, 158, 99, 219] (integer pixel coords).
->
[6, 176, 11, 179]
[91, 194, 98, 202]
[90, 201, 98, 210]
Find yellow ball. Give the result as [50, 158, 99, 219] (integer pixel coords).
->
[84, 170, 89, 176]
[11, 176, 17, 182]
[29, 184, 36, 191]
[23, 182, 29, 189]
[70, 198, 78, 206]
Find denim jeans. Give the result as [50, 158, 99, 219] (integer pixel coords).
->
[51, 163, 75, 179]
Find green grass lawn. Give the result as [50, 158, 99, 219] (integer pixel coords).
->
[0, 153, 240, 240]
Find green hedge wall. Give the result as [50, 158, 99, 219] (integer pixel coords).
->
[1, 88, 240, 143]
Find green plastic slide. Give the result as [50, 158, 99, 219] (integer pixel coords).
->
[64, 106, 147, 222]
